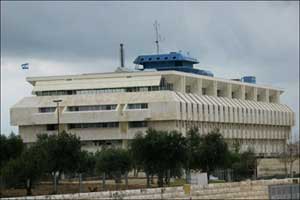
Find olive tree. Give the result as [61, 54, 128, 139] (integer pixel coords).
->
[0, 133, 24, 169]
[1, 144, 46, 195]
[95, 148, 132, 189]
[198, 129, 229, 180]
[130, 128, 187, 187]
[35, 131, 81, 193]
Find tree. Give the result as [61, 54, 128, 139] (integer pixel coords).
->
[77, 150, 96, 175]
[198, 129, 229, 180]
[95, 148, 132, 186]
[130, 128, 187, 187]
[185, 127, 202, 182]
[0, 133, 24, 169]
[129, 131, 145, 178]
[231, 148, 256, 181]
[1, 144, 47, 195]
[35, 131, 81, 193]
[279, 141, 300, 178]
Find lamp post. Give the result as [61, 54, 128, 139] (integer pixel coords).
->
[53, 99, 62, 134]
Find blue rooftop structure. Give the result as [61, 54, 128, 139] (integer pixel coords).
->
[133, 52, 214, 77]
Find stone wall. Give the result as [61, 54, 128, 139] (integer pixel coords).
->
[257, 158, 300, 177]
[3, 178, 299, 200]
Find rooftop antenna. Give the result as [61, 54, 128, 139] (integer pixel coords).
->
[120, 43, 125, 68]
[153, 20, 164, 54]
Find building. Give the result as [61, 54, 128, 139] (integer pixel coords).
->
[10, 51, 295, 156]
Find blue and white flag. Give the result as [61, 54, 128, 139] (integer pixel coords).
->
[21, 63, 29, 69]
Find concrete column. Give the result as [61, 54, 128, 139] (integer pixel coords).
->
[238, 85, 246, 100]
[207, 81, 217, 97]
[122, 140, 128, 149]
[196, 79, 202, 95]
[177, 76, 186, 93]
[274, 91, 280, 103]
[259, 89, 268, 102]
[248, 87, 256, 101]
[225, 83, 232, 98]
[251, 88, 257, 101]
[265, 89, 269, 103]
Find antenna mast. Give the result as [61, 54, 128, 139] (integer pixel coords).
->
[154, 20, 160, 54]
[120, 43, 125, 68]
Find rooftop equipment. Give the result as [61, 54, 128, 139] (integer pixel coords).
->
[133, 52, 214, 76]
[133, 51, 213, 77]
[241, 76, 256, 84]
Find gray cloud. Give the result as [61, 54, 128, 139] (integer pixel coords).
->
[1, 1, 299, 139]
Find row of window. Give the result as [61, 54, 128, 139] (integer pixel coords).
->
[129, 121, 147, 128]
[39, 107, 56, 113]
[68, 104, 117, 111]
[35, 86, 172, 96]
[39, 103, 148, 113]
[140, 56, 177, 61]
[46, 121, 148, 130]
[68, 122, 119, 129]
[127, 103, 148, 109]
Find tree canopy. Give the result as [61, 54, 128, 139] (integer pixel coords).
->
[198, 129, 229, 178]
[35, 131, 82, 176]
[130, 128, 187, 187]
[1, 143, 47, 195]
[0, 133, 24, 169]
[95, 148, 132, 183]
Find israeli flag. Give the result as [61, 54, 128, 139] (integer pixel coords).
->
[21, 63, 29, 69]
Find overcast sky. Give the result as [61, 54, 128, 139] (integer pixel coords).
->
[1, 1, 299, 140]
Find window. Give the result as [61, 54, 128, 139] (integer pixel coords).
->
[175, 61, 182, 66]
[68, 104, 117, 112]
[47, 124, 58, 131]
[39, 107, 56, 113]
[202, 88, 207, 95]
[68, 122, 119, 129]
[217, 90, 221, 97]
[186, 85, 191, 93]
[127, 103, 148, 109]
[35, 85, 174, 97]
[129, 121, 147, 128]
[245, 93, 249, 99]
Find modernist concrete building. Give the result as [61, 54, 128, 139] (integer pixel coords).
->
[10, 52, 295, 156]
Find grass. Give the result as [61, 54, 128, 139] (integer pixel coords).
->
[209, 179, 226, 183]
[170, 178, 186, 187]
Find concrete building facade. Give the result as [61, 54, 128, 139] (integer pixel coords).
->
[10, 52, 295, 156]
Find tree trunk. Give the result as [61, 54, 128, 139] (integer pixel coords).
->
[151, 175, 154, 184]
[289, 161, 294, 178]
[53, 174, 57, 194]
[164, 170, 170, 185]
[26, 179, 32, 196]
[185, 169, 191, 184]
[157, 173, 164, 187]
[284, 161, 288, 178]
[102, 173, 106, 190]
[114, 172, 122, 190]
[125, 172, 128, 189]
[146, 173, 150, 188]
[79, 173, 82, 193]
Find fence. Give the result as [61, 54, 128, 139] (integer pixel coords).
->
[268, 183, 300, 199]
